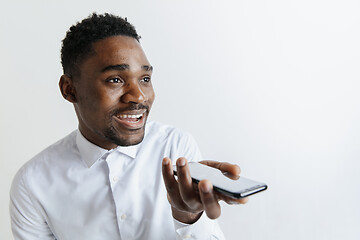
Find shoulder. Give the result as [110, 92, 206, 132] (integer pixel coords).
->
[12, 131, 78, 184]
[144, 121, 202, 162]
[145, 121, 195, 143]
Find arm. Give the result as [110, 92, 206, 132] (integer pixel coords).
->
[10, 171, 55, 240]
[161, 129, 247, 239]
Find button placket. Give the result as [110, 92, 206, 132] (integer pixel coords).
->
[183, 234, 193, 239]
[105, 151, 132, 239]
[112, 175, 119, 182]
[120, 213, 127, 221]
[106, 151, 123, 188]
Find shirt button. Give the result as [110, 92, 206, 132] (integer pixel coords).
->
[112, 176, 119, 182]
[120, 214, 127, 221]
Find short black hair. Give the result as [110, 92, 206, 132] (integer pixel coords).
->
[61, 13, 140, 76]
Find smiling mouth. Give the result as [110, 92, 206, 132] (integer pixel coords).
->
[117, 113, 143, 121]
[113, 111, 146, 129]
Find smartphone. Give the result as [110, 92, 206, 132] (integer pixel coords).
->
[173, 162, 267, 199]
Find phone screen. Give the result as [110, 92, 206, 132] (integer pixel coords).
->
[173, 162, 267, 198]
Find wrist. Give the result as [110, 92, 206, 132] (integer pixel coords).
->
[171, 206, 203, 224]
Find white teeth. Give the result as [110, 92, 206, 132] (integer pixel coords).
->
[119, 113, 143, 119]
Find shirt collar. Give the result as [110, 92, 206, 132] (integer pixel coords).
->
[76, 130, 139, 168]
[115, 144, 138, 159]
[76, 130, 109, 168]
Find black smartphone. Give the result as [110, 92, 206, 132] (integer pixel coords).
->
[173, 162, 267, 199]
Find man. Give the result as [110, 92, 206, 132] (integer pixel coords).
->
[10, 13, 247, 239]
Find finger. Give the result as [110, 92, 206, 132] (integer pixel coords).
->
[162, 157, 187, 209]
[222, 172, 240, 180]
[176, 158, 202, 210]
[198, 180, 221, 219]
[199, 160, 241, 176]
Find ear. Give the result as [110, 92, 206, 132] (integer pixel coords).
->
[59, 74, 77, 103]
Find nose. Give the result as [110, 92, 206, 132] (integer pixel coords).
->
[120, 82, 147, 104]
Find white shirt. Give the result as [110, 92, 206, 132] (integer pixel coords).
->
[10, 122, 225, 240]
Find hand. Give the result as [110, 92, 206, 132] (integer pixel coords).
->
[162, 157, 248, 224]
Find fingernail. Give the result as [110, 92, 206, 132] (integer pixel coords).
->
[177, 158, 186, 167]
[162, 158, 169, 165]
[201, 183, 211, 193]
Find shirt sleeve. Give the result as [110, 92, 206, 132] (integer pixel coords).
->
[170, 130, 226, 240]
[173, 213, 226, 240]
[10, 169, 55, 240]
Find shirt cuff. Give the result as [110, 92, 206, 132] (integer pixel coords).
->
[173, 213, 225, 240]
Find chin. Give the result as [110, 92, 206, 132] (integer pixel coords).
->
[117, 135, 144, 146]
[105, 130, 145, 147]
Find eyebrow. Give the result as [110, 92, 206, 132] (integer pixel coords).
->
[101, 64, 153, 72]
[142, 65, 153, 71]
[101, 64, 129, 72]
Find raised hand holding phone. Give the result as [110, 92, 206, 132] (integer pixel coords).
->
[161, 157, 250, 223]
[173, 162, 267, 199]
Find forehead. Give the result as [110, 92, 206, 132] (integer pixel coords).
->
[84, 35, 150, 68]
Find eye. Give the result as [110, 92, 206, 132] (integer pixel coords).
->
[141, 76, 151, 83]
[107, 77, 124, 83]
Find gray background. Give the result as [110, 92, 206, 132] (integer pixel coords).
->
[1, 0, 359, 239]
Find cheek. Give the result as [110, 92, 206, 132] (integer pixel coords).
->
[145, 87, 155, 105]
[78, 86, 118, 114]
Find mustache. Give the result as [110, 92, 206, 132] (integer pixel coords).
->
[110, 103, 149, 116]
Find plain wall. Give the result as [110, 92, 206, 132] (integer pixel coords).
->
[1, 0, 359, 239]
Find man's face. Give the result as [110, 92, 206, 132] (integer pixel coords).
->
[70, 35, 155, 149]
